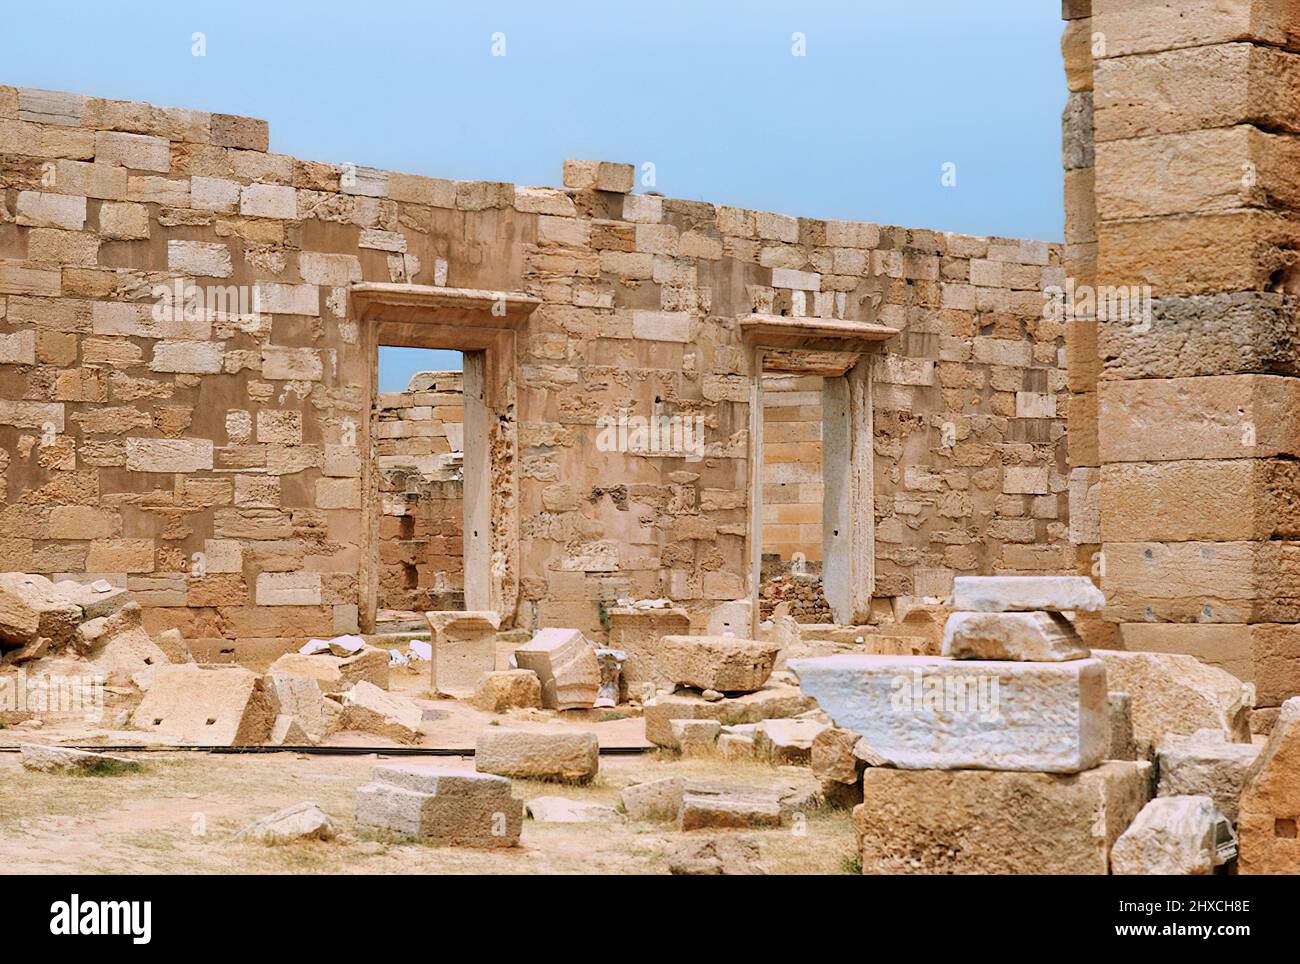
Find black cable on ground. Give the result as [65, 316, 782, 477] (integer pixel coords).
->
[0, 743, 657, 756]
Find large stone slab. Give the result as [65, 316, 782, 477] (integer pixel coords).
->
[790, 654, 1108, 773]
[267, 647, 389, 694]
[951, 575, 1105, 613]
[753, 718, 826, 766]
[20, 743, 141, 776]
[1238, 696, 1300, 875]
[338, 680, 422, 744]
[513, 628, 599, 710]
[130, 664, 276, 745]
[1157, 728, 1261, 823]
[642, 684, 817, 747]
[1111, 796, 1228, 876]
[0, 573, 82, 652]
[620, 776, 685, 822]
[657, 635, 780, 693]
[266, 672, 344, 743]
[942, 611, 1089, 662]
[424, 610, 499, 698]
[474, 728, 599, 783]
[668, 835, 766, 875]
[853, 761, 1151, 874]
[606, 605, 690, 689]
[471, 669, 542, 713]
[1095, 650, 1253, 756]
[355, 763, 522, 847]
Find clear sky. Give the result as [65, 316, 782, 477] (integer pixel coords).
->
[7, 0, 1065, 389]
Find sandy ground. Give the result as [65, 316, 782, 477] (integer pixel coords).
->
[0, 750, 858, 874]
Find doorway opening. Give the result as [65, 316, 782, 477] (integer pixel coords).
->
[374, 346, 467, 625]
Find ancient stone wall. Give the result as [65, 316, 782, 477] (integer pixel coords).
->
[760, 372, 823, 564]
[374, 371, 464, 614]
[0, 84, 1070, 658]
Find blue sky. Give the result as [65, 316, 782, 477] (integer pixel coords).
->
[7, 0, 1065, 389]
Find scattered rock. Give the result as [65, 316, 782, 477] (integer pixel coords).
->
[130, 664, 275, 745]
[657, 635, 780, 693]
[472, 669, 543, 713]
[525, 796, 619, 823]
[424, 611, 499, 698]
[236, 802, 336, 845]
[267, 647, 390, 694]
[620, 777, 685, 822]
[1112, 796, 1230, 876]
[1238, 696, 1300, 875]
[942, 610, 1089, 662]
[643, 684, 816, 747]
[338, 680, 423, 743]
[1108, 691, 1138, 761]
[513, 628, 600, 710]
[19, 743, 141, 776]
[475, 728, 599, 783]
[355, 763, 523, 846]
[753, 718, 826, 766]
[669, 718, 721, 755]
[668, 834, 766, 875]
[266, 673, 344, 743]
[811, 726, 863, 785]
[1157, 728, 1260, 823]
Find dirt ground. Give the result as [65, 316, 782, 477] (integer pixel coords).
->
[0, 750, 858, 874]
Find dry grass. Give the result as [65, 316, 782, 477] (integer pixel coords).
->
[0, 750, 857, 875]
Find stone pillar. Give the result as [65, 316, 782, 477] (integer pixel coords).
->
[1088, 0, 1300, 730]
[1060, 0, 1109, 647]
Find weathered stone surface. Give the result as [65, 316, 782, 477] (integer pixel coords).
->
[471, 669, 542, 713]
[706, 599, 753, 637]
[753, 718, 826, 766]
[657, 635, 780, 693]
[679, 786, 783, 831]
[643, 684, 817, 747]
[266, 648, 389, 694]
[355, 764, 523, 847]
[942, 611, 1089, 662]
[669, 718, 721, 755]
[1111, 796, 1226, 876]
[950, 575, 1105, 613]
[266, 672, 344, 742]
[19, 743, 141, 775]
[668, 835, 767, 875]
[525, 796, 619, 823]
[84, 601, 171, 685]
[0, 573, 83, 651]
[606, 606, 691, 688]
[1093, 0, 1300, 59]
[339, 680, 422, 743]
[619, 776, 685, 822]
[130, 664, 275, 745]
[1157, 729, 1261, 823]
[1238, 696, 1300, 874]
[791, 654, 1108, 773]
[475, 728, 599, 783]
[424, 610, 498, 698]
[854, 761, 1151, 874]
[235, 801, 336, 845]
[811, 726, 862, 785]
[513, 628, 599, 710]
[1095, 650, 1253, 756]
[1109, 691, 1138, 761]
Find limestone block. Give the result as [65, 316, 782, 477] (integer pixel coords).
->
[256, 572, 322, 606]
[474, 728, 599, 783]
[239, 182, 297, 219]
[668, 835, 766, 875]
[1109, 691, 1138, 761]
[1114, 623, 1253, 684]
[1068, 466, 1100, 545]
[620, 776, 685, 822]
[266, 648, 389, 694]
[678, 784, 793, 831]
[19, 744, 141, 776]
[0, 572, 83, 648]
[562, 158, 634, 193]
[706, 599, 753, 637]
[125, 437, 214, 472]
[853, 761, 1151, 874]
[943, 611, 1089, 662]
[254, 284, 320, 318]
[810, 726, 862, 785]
[607, 606, 690, 688]
[424, 611, 499, 698]
[1111, 796, 1227, 876]
[950, 575, 1105, 613]
[753, 718, 826, 766]
[790, 654, 1109, 773]
[16, 191, 86, 229]
[526, 796, 619, 823]
[657, 635, 780, 693]
[513, 627, 599, 710]
[339, 680, 422, 743]
[642, 685, 817, 747]
[1157, 729, 1261, 823]
[130, 664, 275, 745]
[266, 672, 344, 742]
[1095, 650, 1253, 756]
[210, 112, 268, 150]
[471, 669, 542, 713]
[1062, 90, 1094, 172]
[84, 602, 171, 686]
[354, 764, 523, 846]
[235, 802, 336, 845]
[1093, 0, 1300, 58]
[1238, 696, 1300, 874]
[669, 718, 722, 755]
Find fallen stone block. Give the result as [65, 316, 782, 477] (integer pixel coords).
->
[668, 834, 767, 875]
[525, 796, 619, 823]
[83, 602, 171, 686]
[942, 611, 1089, 662]
[153, 628, 193, 663]
[0, 573, 83, 653]
[791, 654, 1108, 773]
[707, 599, 753, 637]
[1096, 650, 1253, 756]
[718, 729, 757, 761]
[669, 718, 721, 755]
[471, 669, 542, 713]
[268, 714, 311, 746]
[657, 635, 780, 693]
[680, 787, 783, 831]
[753, 718, 826, 766]
[20, 743, 141, 775]
[1112, 796, 1229, 876]
[475, 728, 599, 782]
[355, 763, 522, 846]
[607, 605, 690, 688]
[267, 647, 389, 694]
[643, 684, 817, 747]
[266, 672, 344, 742]
[424, 611, 499, 698]
[1238, 696, 1300, 874]
[620, 776, 685, 822]
[1157, 729, 1261, 823]
[130, 664, 275, 745]
[235, 801, 336, 845]
[1109, 691, 1138, 761]
[513, 628, 599, 710]
[951, 575, 1106, 613]
[56, 579, 129, 623]
[811, 726, 863, 785]
[854, 761, 1151, 874]
[338, 680, 422, 744]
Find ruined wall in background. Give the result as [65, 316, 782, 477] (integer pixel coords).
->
[374, 370, 464, 614]
[0, 83, 1070, 657]
[760, 372, 823, 564]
